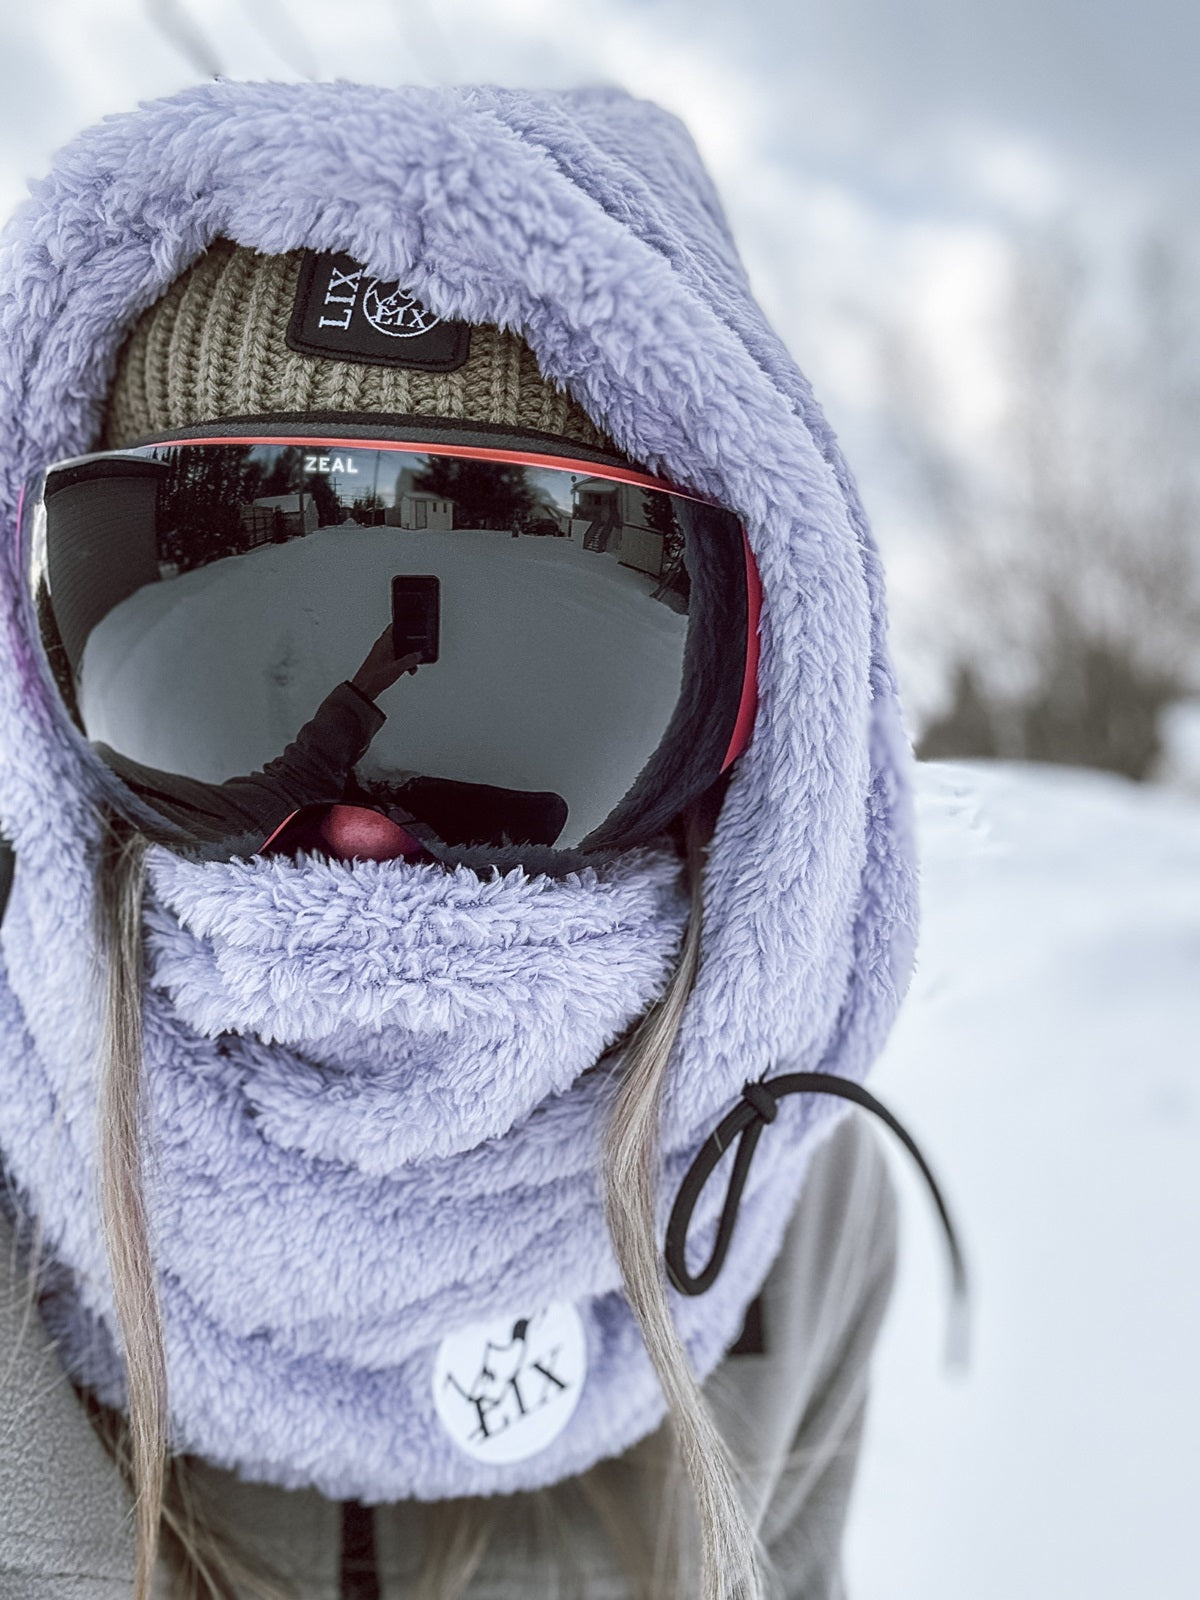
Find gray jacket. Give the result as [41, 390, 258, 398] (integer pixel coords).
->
[0, 1115, 896, 1600]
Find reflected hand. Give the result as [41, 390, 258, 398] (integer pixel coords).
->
[351, 625, 422, 702]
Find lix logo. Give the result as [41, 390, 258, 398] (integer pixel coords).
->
[433, 1300, 587, 1462]
[443, 1317, 570, 1445]
[289, 250, 469, 370]
[316, 262, 364, 331]
[315, 260, 442, 338]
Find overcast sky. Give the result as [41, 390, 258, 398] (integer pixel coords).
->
[7, 0, 1191, 215]
[1, 0, 1193, 709]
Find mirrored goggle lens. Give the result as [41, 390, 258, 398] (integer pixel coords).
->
[23, 438, 750, 855]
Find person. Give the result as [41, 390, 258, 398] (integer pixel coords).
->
[0, 80, 948, 1600]
[92, 620, 568, 864]
[96, 627, 432, 854]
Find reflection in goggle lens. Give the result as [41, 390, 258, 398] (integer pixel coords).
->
[27, 440, 748, 857]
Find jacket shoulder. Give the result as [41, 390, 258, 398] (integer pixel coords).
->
[0, 1210, 135, 1590]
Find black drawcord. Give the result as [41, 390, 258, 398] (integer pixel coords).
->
[340, 1501, 380, 1600]
[665, 1072, 970, 1363]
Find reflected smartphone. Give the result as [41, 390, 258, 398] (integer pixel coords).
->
[392, 575, 441, 664]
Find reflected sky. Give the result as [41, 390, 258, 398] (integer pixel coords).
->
[225, 447, 615, 516]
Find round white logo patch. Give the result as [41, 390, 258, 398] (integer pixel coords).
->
[361, 280, 442, 339]
[432, 1302, 587, 1464]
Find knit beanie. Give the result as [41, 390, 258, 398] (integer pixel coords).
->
[103, 236, 619, 453]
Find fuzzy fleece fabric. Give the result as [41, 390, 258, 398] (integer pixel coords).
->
[0, 80, 916, 1502]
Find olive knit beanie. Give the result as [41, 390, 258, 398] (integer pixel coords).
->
[103, 236, 619, 453]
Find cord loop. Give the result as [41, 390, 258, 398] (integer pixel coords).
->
[664, 1071, 970, 1364]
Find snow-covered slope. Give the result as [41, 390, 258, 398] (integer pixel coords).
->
[846, 761, 1200, 1600]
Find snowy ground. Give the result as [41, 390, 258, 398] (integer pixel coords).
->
[845, 761, 1200, 1600]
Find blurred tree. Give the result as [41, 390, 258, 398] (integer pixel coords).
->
[891, 227, 1200, 778]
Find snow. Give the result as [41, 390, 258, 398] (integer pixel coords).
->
[1156, 699, 1200, 796]
[845, 761, 1200, 1600]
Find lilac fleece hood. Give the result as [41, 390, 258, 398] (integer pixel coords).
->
[0, 80, 916, 1501]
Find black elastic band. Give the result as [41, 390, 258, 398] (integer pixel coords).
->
[665, 1072, 969, 1351]
[0, 835, 12, 930]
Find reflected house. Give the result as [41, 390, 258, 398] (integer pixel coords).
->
[572, 477, 667, 577]
[240, 492, 320, 546]
[384, 491, 453, 530]
[385, 463, 454, 530]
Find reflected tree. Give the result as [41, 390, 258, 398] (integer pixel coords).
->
[155, 448, 341, 568]
[411, 457, 541, 530]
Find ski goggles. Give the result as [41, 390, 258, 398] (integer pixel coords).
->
[17, 420, 760, 862]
